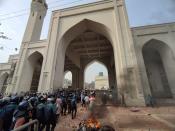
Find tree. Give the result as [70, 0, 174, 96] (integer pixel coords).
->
[0, 23, 11, 40]
[0, 23, 15, 51]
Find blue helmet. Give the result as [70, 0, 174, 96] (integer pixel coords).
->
[10, 96, 19, 103]
[18, 101, 29, 110]
[39, 96, 45, 103]
[3, 97, 11, 104]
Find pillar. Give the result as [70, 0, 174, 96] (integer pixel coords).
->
[79, 69, 84, 89]
[113, 0, 145, 106]
[39, 11, 61, 93]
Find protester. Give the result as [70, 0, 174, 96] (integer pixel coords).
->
[89, 92, 96, 117]
[60, 95, 66, 115]
[81, 91, 85, 107]
[56, 95, 62, 122]
[71, 94, 77, 119]
[84, 94, 90, 110]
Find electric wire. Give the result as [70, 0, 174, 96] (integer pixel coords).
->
[0, 0, 85, 21]
[0, 0, 66, 17]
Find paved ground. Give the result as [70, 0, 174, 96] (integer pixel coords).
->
[55, 105, 175, 131]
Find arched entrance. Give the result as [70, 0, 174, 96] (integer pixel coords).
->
[143, 39, 174, 99]
[84, 60, 109, 90]
[0, 72, 9, 95]
[28, 51, 43, 93]
[63, 71, 72, 89]
[54, 19, 117, 92]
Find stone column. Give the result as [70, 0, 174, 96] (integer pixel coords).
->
[72, 69, 77, 89]
[72, 67, 83, 89]
[113, 0, 145, 106]
[40, 12, 62, 93]
[79, 69, 84, 89]
[108, 66, 115, 88]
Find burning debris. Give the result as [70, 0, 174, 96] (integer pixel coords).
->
[78, 118, 101, 131]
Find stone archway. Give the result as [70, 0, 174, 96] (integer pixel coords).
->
[14, 51, 44, 93]
[54, 19, 116, 91]
[28, 51, 43, 93]
[63, 71, 72, 89]
[84, 60, 110, 90]
[0, 72, 9, 95]
[142, 39, 175, 99]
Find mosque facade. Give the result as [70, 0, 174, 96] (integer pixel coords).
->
[0, 0, 175, 106]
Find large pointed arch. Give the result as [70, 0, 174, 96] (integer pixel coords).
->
[16, 51, 44, 93]
[28, 51, 44, 92]
[63, 70, 72, 89]
[59, 19, 114, 53]
[142, 39, 175, 100]
[53, 18, 116, 92]
[84, 60, 109, 90]
[84, 59, 108, 75]
[142, 39, 174, 56]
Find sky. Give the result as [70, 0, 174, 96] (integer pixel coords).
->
[64, 61, 108, 83]
[0, 0, 175, 83]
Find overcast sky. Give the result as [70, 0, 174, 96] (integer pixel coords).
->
[0, 0, 175, 83]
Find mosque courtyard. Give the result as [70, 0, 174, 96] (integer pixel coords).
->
[55, 105, 175, 131]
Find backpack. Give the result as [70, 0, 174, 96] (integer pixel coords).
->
[44, 104, 54, 122]
[36, 103, 45, 122]
[0, 107, 5, 119]
[4, 103, 17, 119]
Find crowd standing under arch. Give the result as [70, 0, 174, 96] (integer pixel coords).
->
[0, 89, 115, 131]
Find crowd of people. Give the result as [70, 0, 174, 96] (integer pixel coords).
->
[0, 90, 82, 131]
[0, 89, 115, 131]
[0, 90, 116, 131]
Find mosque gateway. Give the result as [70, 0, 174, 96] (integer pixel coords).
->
[0, 0, 175, 106]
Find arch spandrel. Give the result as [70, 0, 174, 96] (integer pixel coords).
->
[28, 50, 44, 59]
[57, 7, 115, 40]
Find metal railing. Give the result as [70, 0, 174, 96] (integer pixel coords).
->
[12, 120, 39, 131]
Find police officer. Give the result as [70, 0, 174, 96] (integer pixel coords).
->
[61, 94, 67, 115]
[36, 96, 46, 131]
[12, 100, 32, 129]
[44, 97, 57, 131]
[3, 96, 18, 131]
[71, 94, 77, 119]
[67, 93, 72, 114]
[0, 99, 5, 131]
[29, 96, 38, 131]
